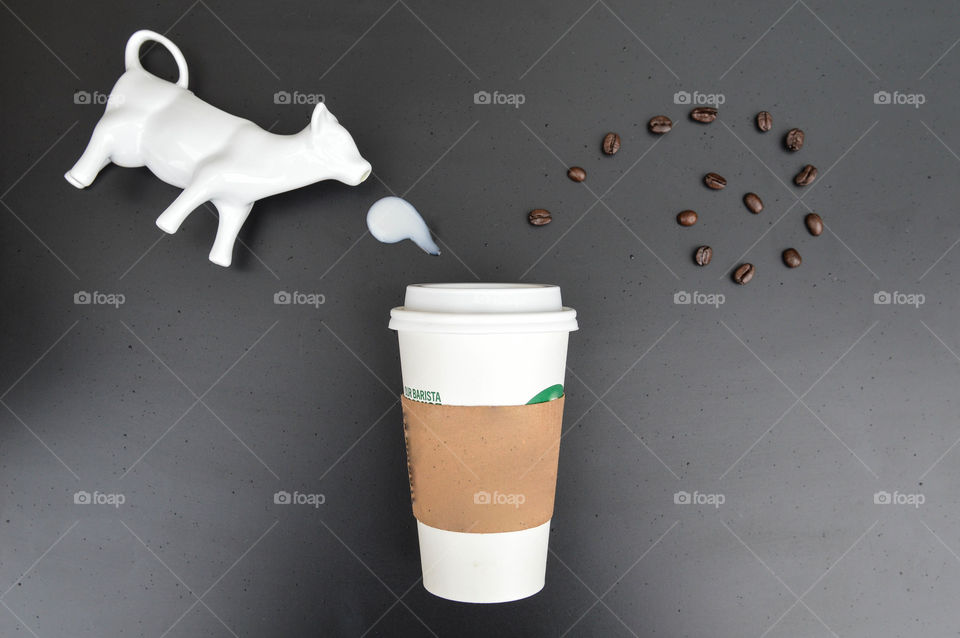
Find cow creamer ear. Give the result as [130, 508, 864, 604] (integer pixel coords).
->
[310, 102, 336, 134]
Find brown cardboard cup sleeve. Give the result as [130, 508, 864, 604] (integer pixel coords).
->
[401, 396, 564, 534]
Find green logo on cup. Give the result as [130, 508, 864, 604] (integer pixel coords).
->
[404, 386, 442, 404]
[526, 384, 564, 405]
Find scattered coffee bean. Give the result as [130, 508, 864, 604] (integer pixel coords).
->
[785, 128, 804, 151]
[783, 248, 802, 268]
[648, 115, 673, 134]
[704, 173, 727, 190]
[567, 166, 586, 182]
[805, 212, 823, 236]
[733, 263, 755, 285]
[756, 111, 773, 132]
[602, 132, 621, 155]
[528, 209, 552, 226]
[743, 192, 763, 214]
[690, 107, 718, 123]
[794, 164, 817, 186]
[695, 245, 712, 266]
[677, 210, 698, 226]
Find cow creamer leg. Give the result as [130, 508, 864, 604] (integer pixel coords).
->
[208, 200, 253, 267]
[65, 116, 122, 188]
[155, 187, 210, 234]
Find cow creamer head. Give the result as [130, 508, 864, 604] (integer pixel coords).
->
[309, 103, 372, 186]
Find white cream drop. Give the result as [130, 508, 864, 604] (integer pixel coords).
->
[366, 196, 440, 255]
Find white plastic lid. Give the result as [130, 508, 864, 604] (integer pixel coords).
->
[389, 283, 578, 334]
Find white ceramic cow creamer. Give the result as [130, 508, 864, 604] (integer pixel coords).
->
[65, 30, 372, 267]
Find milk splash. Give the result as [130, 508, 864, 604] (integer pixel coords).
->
[366, 197, 440, 255]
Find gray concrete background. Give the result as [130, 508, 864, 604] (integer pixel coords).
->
[2, 1, 959, 636]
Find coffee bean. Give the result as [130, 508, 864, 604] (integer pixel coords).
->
[805, 212, 823, 236]
[756, 111, 773, 132]
[677, 210, 698, 226]
[648, 115, 672, 134]
[567, 166, 586, 182]
[602, 132, 621, 155]
[695, 245, 712, 266]
[794, 164, 817, 186]
[704, 173, 726, 190]
[743, 192, 763, 214]
[783, 248, 802, 268]
[785, 128, 804, 151]
[528, 209, 552, 226]
[690, 107, 718, 123]
[733, 263, 755, 285]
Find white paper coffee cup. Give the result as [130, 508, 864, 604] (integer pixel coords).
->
[389, 283, 578, 603]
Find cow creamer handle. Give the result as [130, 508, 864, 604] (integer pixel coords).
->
[66, 29, 372, 267]
[125, 30, 189, 89]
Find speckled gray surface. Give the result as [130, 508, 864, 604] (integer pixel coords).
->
[2, 1, 960, 636]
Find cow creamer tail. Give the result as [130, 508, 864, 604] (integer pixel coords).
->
[124, 30, 189, 89]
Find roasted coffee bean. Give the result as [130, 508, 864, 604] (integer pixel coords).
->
[733, 263, 755, 285]
[805, 212, 823, 236]
[756, 111, 773, 132]
[704, 173, 727, 190]
[794, 164, 817, 186]
[690, 107, 718, 123]
[528, 209, 552, 226]
[785, 128, 804, 151]
[648, 115, 672, 134]
[602, 132, 621, 155]
[744, 192, 763, 214]
[695, 245, 712, 266]
[677, 210, 698, 226]
[567, 166, 586, 182]
[783, 248, 802, 268]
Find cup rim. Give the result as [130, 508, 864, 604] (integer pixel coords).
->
[406, 283, 556, 291]
[389, 307, 578, 334]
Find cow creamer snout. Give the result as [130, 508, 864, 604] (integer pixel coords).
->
[66, 30, 372, 267]
[345, 159, 372, 186]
